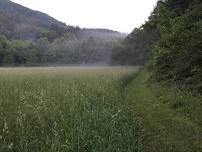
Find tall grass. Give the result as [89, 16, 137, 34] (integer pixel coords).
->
[0, 67, 143, 152]
[126, 70, 202, 151]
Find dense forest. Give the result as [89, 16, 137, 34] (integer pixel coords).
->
[112, 0, 202, 93]
[0, 0, 125, 65]
[0, 33, 122, 66]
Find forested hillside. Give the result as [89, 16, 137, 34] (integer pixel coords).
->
[0, 0, 125, 66]
[112, 0, 202, 93]
[0, 0, 68, 41]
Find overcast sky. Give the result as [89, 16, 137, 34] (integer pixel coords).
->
[11, 0, 158, 33]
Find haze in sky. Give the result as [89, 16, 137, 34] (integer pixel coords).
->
[11, 0, 158, 33]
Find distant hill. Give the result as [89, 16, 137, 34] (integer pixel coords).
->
[0, 0, 125, 41]
[0, 0, 69, 40]
[80, 28, 126, 40]
[0, 0, 126, 66]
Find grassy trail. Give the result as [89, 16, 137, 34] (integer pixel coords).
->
[126, 71, 202, 152]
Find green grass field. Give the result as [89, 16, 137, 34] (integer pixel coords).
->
[0, 67, 201, 152]
[0, 67, 143, 152]
[126, 70, 202, 152]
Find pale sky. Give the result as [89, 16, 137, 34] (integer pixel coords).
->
[11, 0, 158, 33]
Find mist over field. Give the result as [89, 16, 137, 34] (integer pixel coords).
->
[0, 0, 202, 151]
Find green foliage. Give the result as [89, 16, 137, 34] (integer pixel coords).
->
[0, 33, 122, 66]
[110, 28, 153, 65]
[149, 0, 202, 93]
[111, 0, 202, 93]
[0, 35, 13, 66]
[0, 67, 143, 151]
[112, 0, 202, 93]
[126, 70, 202, 151]
[115, 0, 201, 93]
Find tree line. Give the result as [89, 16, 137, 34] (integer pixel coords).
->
[111, 0, 202, 93]
[0, 33, 120, 66]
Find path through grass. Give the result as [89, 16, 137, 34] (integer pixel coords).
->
[126, 70, 202, 152]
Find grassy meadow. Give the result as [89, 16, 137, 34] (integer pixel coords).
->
[0, 67, 143, 152]
[0, 67, 201, 152]
[126, 71, 202, 151]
